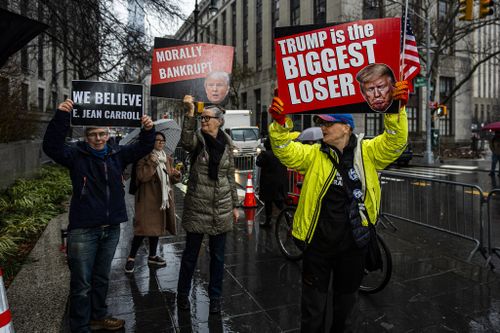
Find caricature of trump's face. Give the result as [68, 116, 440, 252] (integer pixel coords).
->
[360, 75, 394, 112]
[356, 63, 396, 113]
[204, 73, 230, 104]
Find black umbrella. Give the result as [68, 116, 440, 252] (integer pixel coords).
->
[0, 8, 49, 68]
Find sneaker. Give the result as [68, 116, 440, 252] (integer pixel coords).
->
[124, 258, 135, 273]
[90, 317, 125, 330]
[177, 294, 190, 311]
[209, 298, 221, 314]
[148, 256, 166, 267]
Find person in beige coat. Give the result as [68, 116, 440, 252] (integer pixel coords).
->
[125, 132, 181, 273]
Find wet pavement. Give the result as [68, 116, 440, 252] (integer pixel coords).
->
[58, 182, 500, 333]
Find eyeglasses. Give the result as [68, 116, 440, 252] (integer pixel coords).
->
[87, 131, 109, 139]
[198, 115, 219, 122]
[155, 139, 166, 143]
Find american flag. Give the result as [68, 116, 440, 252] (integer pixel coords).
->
[400, 11, 421, 85]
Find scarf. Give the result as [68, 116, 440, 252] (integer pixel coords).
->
[202, 130, 226, 180]
[152, 149, 170, 210]
[87, 144, 108, 159]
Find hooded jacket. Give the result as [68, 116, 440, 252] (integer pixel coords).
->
[43, 110, 155, 230]
[269, 108, 408, 244]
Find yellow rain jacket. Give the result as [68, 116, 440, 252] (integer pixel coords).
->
[269, 108, 408, 244]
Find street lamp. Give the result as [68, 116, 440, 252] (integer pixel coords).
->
[193, 0, 218, 42]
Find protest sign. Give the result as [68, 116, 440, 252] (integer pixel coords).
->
[71, 81, 143, 127]
[151, 38, 234, 105]
[275, 18, 401, 114]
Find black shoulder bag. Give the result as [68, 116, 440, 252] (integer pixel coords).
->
[326, 151, 383, 272]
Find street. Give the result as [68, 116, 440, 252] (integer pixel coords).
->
[59, 164, 500, 332]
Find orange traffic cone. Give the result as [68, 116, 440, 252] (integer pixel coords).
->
[0, 269, 14, 332]
[244, 208, 256, 236]
[243, 173, 257, 208]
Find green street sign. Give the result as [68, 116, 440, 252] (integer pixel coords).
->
[414, 76, 426, 88]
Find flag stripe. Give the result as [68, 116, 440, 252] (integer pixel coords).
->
[400, 10, 421, 85]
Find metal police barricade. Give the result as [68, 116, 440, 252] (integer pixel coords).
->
[379, 170, 487, 264]
[485, 188, 500, 268]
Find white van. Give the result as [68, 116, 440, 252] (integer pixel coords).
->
[223, 110, 262, 155]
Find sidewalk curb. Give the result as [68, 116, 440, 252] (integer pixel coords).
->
[7, 212, 70, 333]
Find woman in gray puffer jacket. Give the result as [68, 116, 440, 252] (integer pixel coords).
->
[177, 95, 239, 315]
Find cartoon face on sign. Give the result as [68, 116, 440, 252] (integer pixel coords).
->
[204, 71, 230, 104]
[355, 63, 396, 113]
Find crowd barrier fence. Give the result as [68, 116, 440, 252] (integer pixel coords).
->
[379, 170, 494, 266]
[174, 146, 499, 268]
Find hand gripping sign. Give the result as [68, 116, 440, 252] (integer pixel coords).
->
[274, 18, 401, 115]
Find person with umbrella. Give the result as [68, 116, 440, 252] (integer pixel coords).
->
[489, 132, 500, 176]
[176, 95, 239, 314]
[124, 131, 182, 273]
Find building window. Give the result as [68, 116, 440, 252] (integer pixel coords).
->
[222, 11, 227, 45]
[406, 91, 419, 134]
[241, 92, 247, 109]
[271, 0, 280, 67]
[364, 113, 383, 136]
[314, 0, 326, 24]
[51, 91, 58, 111]
[37, 4, 45, 80]
[213, 18, 218, 44]
[38, 87, 45, 112]
[254, 89, 261, 128]
[21, 48, 29, 74]
[231, 2, 236, 47]
[52, 36, 57, 81]
[38, 35, 44, 80]
[206, 25, 211, 43]
[64, 49, 68, 87]
[243, 1, 248, 65]
[290, 0, 300, 25]
[21, 83, 29, 111]
[20, 0, 28, 15]
[363, 0, 381, 19]
[438, 76, 454, 136]
[437, 0, 454, 55]
[256, 0, 263, 71]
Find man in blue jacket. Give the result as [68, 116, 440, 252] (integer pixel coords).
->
[43, 99, 155, 333]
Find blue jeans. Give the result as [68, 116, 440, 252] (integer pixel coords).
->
[177, 232, 226, 300]
[67, 225, 120, 333]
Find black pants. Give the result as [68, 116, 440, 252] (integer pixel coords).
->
[264, 200, 284, 222]
[301, 246, 365, 333]
[128, 236, 159, 258]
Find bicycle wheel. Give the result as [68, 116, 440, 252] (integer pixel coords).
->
[275, 207, 303, 261]
[359, 233, 392, 294]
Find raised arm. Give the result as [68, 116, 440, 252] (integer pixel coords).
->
[363, 81, 409, 170]
[119, 115, 155, 166]
[42, 99, 77, 169]
[180, 95, 200, 152]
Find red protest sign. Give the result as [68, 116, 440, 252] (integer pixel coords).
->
[275, 18, 401, 114]
[151, 38, 234, 104]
